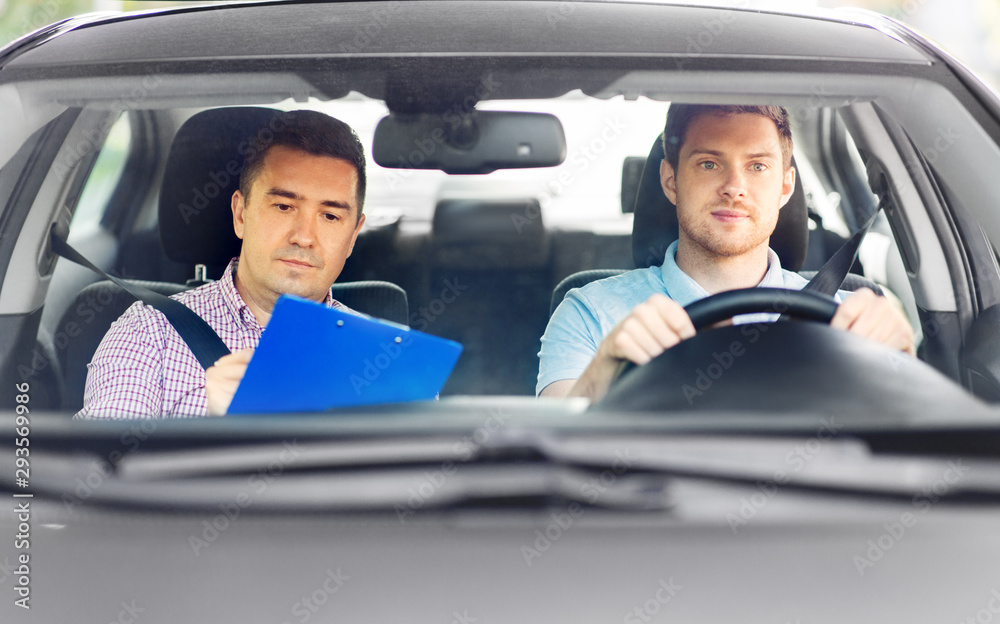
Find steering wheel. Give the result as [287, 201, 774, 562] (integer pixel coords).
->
[605, 287, 837, 386]
[682, 287, 837, 331]
[592, 287, 979, 416]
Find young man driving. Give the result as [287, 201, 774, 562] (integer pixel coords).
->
[77, 110, 367, 418]
[537, 104, 915, 401]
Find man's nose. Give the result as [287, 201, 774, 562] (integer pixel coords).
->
[720, 169, 747, 199]
[288, 210, 316, 247]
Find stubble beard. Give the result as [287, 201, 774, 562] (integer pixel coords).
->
[677, 201, 775, 258]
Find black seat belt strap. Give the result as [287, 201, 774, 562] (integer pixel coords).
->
[801, 197, 884, 297]
[802, 155, 897, 297]
[49, 225, 231, 369]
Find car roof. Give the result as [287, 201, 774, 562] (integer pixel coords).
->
[3, 0, 930, 72]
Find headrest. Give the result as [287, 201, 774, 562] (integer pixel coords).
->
[432, 199, 545, 242]
[159, 107, 282, 265]
[431, 199, 549, 269]
[629, 134, 808, 271]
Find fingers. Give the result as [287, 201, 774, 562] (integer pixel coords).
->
[603, 294, 696, 365]
[609, 326, 658, 365]
[207, 350, 253, 384]
[205, 348, 254, 415]
[647, 294, 697, 341]
[829, 287, 873, 331]
[832, 289, 915, 356]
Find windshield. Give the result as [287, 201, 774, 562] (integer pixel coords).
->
[7, 2, 1000, 622]
[0, 1, 992, 418]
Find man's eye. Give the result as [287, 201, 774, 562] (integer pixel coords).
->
[323, 213, 340, 222]
[275, 203, 292, 211]
[699, 161, 717, 170]
[750, 163, 768, 172]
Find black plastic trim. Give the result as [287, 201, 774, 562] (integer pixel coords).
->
[0, 108, 81, 291]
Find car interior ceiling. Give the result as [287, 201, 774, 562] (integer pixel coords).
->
[14, 85, 994, 413]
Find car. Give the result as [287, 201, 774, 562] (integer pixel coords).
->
[3, 0, 1000, 622]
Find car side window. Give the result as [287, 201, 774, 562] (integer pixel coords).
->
[70, 113, 131, 230]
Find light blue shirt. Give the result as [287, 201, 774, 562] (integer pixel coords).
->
[536, 240, 848, 395]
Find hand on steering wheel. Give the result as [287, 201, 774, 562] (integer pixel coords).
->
[594, 288, 933, 413]
[611, 287, 838, 382]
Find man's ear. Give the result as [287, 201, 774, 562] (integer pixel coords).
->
[347, 213, 366, 256]
[660, 159, 678, 205]
[232, 190, 246, 240]
[778, 166, 796, 209]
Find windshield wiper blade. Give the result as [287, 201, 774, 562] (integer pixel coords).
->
[536, 433, 1000, 506]
[9, 428, 1000, 513]
[9, 449, 674, 513]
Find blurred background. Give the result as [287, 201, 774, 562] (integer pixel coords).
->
[1, 0, 999, 89]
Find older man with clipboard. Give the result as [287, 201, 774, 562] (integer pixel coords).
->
[78, 110, 458, 418]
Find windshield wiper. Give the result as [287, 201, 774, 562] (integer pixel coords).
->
[7, 427, 1000, 513]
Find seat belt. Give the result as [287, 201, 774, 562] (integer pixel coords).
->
[49, 224, 232, 369]
[800, 201, 882, 296]
[800, 157, 893, 297]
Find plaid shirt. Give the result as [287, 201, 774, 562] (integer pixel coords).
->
[75, 259, 349, 419]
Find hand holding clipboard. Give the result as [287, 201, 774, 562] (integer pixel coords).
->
[227, 295, 463, 414]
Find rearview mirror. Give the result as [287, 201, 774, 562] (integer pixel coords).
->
[372, 111, 566, 174]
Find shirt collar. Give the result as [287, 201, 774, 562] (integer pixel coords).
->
[221, 258, 338, 328]
[659, 240, 785, 307]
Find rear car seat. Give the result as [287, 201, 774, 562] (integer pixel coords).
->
[423, 198, 551, 395]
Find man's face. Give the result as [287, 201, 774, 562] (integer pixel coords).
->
[231, 145, 365, 309]
[660, 112, 795, 258]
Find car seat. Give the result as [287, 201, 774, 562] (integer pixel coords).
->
[425, 198, 551, 395]
[57, 107, 408, 411]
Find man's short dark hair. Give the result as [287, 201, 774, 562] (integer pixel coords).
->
[662, 104, 793, 171]
[239, 110, 367, 218]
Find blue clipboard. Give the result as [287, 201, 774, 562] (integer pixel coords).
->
[227, 295, 463, 414]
